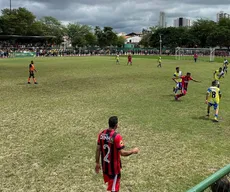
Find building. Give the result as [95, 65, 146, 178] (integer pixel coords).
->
[217, 11, 230, 22]
[125, 32, 142, 44]
[158, 12, 167, 28]
[174, 17, 191, 27]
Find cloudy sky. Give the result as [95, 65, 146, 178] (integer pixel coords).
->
[0, 0, 230, 32]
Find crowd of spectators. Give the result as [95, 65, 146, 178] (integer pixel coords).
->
[0, 40, 229, 58]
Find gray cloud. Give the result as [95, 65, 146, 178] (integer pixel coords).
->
[1, 0, 230, 32]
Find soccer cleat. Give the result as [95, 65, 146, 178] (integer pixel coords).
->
[175, 95, 178, 101]
[214, 117, 219, 122]
[28, 82, 31, 84]
[34, 82, 38, 84]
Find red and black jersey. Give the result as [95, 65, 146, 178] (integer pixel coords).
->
[97, 129, 125, 176]
[128, 55, 132, 60]
[181, 76, 193, 90]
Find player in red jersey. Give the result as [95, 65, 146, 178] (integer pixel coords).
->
[173, 72, 200, 100]
[127, 54, 132, 65]
[194, 53, 198, 63]
[95, 116, 139, 192]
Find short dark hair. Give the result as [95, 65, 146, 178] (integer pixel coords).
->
[176, 67, 179, 70]
[31, 61, 34, 64]
[212, 81, 217, 86]
[187, 72, 191, 76]
[108, 116, 118, 128]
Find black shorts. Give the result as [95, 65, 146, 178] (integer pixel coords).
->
[29, 71, 35, 78]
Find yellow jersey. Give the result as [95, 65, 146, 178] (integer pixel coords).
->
[214, 69, 224, 80]
[158, 57, 161, 63]
[116, 55, 119, 60]
[207, 86, 221, 104]
[173, 71, 182, 82]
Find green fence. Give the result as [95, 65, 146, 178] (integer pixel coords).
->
[187, 164, 230, 192]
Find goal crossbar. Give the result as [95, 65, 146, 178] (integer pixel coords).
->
[175, 47, 216, 62]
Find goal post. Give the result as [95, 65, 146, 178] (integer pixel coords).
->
[186, 164, 230, 192]
[175, 47, 216, 62]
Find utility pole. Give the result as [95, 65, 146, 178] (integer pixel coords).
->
[10, 0, 12, 13]
[159, 34, 162, 56]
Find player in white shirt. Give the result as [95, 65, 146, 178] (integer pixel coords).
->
[223, 58, 228, 75]
[115, 54, 120, 64]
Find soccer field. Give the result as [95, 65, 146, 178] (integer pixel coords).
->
[0, 56, 229, 192]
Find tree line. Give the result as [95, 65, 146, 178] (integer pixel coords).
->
[140, 19, 230, 49]
[0, 7, 230, 49]
[0, 7, 125, 48]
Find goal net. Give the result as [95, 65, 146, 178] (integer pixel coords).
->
[175, 47, 216, 62]
[187, 164, 230, 192]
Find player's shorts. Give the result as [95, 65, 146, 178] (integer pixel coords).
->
[176, 82, 182, 89]
[208, 102, 219, 110]
[29, 71, 35, 77]
[181, 88, 187, 95]
[103, 174, 121, 192]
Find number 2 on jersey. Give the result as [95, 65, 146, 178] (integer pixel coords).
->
[103, 144, 110, 163]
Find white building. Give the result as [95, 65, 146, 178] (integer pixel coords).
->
[159, 12, 167, 28]
[124, 32, 142, 44]
[125, 36, 142, 44]
[174, 17, 191, 27]
[217, 11, 230, 22]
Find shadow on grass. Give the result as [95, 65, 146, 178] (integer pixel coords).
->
[192, 116, 210, 121]
[169, 99, 183, 102]
[192, 116, 221, 123]
[162, 94, 185, 102]
[161, 94, 175, 98]
[18, 82, 39, 86]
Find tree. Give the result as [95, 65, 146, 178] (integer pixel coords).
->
[40, 16, 65, 44]
[27, 21, 46, 36]
[139, 33, 151, 47]
[190, 19, 217, 47]
[207, 27, 230, 49]
[217, 18, 230, 49]
[67, 23, 96, 48]
[116, 36, 125, 48]
[218, 18, 230, 28]
[149, 27, 182, 49]
[103, 27, 118, 46]
[94, 26, 105, 47]
[0, 7, 36, 35]
[140, 26, 159, 48]
[94, 26, 118, 47]
[85, 32, 97, 46]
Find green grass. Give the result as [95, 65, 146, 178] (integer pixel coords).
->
[0, 56, 229, 192]
[119, 55, 227, 63]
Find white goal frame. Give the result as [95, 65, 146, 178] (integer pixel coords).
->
[175, 47, 216, 62]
